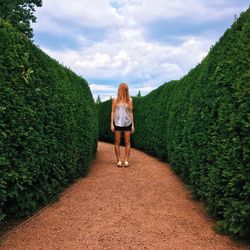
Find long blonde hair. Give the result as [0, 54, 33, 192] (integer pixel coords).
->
[116, 83, 131, 105]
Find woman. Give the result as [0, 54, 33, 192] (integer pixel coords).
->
[111, 83, 134, 167]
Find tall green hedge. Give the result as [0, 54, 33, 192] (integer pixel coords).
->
[0, 20, 98, 222]
[98, 99, 113, 142]
[98, 8, 250, 238]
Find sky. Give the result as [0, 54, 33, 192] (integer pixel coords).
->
[32, 0, 249, 101]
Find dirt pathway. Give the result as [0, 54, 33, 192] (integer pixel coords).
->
[0, 142, 248, 250]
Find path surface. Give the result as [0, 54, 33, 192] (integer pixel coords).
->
[0, 142, 248, 250]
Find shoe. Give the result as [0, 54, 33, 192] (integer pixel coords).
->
[117, 160, 122, 167]
[124, 161, 129, 167]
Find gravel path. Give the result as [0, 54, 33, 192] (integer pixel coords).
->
[0, 142, 248, 250]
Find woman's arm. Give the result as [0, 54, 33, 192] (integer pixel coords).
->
[130, 98, 134, 134]
[111, 98, 116, 133]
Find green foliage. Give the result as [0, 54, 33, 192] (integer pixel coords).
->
[0, 20, 98, 221]
[136, 90, 142, 97]
[0, 0, 42, 39]
[96, 94, 102, 104]
[98, 8, 250, 238]
[97, 99, 113, 142]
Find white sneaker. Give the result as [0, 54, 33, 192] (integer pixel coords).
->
[124, 161, 129, 167]
[117, 160, 122, 167]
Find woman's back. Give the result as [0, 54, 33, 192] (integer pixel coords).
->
[114, 99, 132, 127]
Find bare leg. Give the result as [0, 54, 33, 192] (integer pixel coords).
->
[124, 131, 131, 162]
[114, 130, 121, 162]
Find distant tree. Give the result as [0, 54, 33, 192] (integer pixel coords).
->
[110, 96, 113, 100]
[96, 95, 101, 104]
[136, 90, 142, 97]
[0, 0, 43, 39]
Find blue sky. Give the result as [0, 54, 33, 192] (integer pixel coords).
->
[32, 0, 249, 101]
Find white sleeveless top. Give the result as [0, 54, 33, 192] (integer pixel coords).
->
[114, 98, 132, 127]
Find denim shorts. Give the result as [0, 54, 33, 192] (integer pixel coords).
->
[113, 121, 132, 131]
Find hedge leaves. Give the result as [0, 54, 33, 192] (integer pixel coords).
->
[98, 8, 250, 237]
[0, 20, 98, 222]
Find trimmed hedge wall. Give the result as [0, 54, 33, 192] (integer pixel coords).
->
[98, 8, 250, 237]
[0, 20, 98, 222]
[98, 99, 114, 142]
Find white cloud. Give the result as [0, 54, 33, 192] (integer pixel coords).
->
[42, 26, 212, 84]
[89, 83, 117, 92]
[33, 0, 249, 98]
[34, 0, 125, 30]
[34, 0, 246, 35]
[114, 0, 245, 23]
[91, 83, 155, 101]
